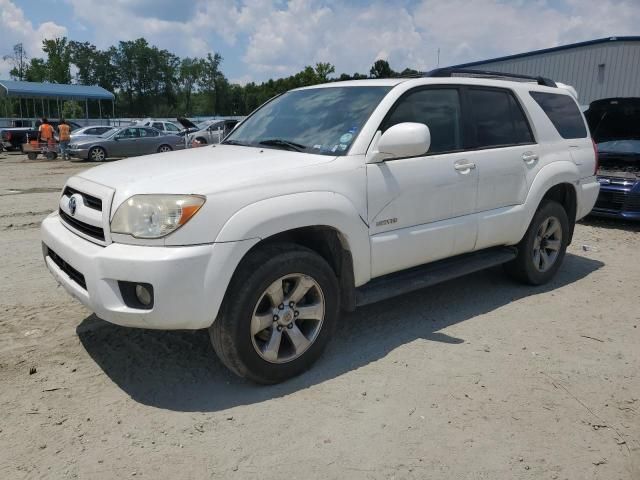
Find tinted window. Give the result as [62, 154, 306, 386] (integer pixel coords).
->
[530, 91, 587, 139]
[86, 128, 100, 135]
[166, 123, 180, 132]
[152, 122, 164, 130]
[384, 88, 462, 154]
[118, 128, 139, 138]
[469, 89, 533, 148]
[140, 128, 159, 137]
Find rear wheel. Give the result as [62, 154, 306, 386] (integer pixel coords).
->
[210, 243, 339, 384]
[27, 152, 38, 160]
[89, 146, 106, 162]
[157, 144, 172, 153]
[505, 200, 569, 285]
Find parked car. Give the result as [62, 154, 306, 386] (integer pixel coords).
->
[132, 118, 183, 135]
[67, 126, 185, 161]
[585, 97, 640, 220]
[177, 117, 239, 145]
[1, 119, 82, 151]
[42, 71, 598, 383]
[70, 126, 118, 140]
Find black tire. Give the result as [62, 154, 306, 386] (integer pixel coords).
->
[195, 137, 207, 145]
[89, 146, 106, 162]
[27, 152, 38, 160]
[505, 200, 570, 285]
[210, 243, 340, 384]
[157, 144, 172, 153]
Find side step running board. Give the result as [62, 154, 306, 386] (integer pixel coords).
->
[355, 247, 518, 307]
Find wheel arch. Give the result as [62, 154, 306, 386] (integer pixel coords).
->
[215, 192, 371, 303]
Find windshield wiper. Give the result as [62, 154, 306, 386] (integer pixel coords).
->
[258, 138, 307, 152]
[222, 139, 250, 146]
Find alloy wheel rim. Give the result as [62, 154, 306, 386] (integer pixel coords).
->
[159, 146, 170, 152]
[250, 274, 325, 364]
[92, 149, 104, 161]
[532, 216, 562, 272]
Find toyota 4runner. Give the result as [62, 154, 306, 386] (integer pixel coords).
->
[41, 69, 599, 383]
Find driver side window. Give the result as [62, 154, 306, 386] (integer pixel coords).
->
[383, 88, 463, 154]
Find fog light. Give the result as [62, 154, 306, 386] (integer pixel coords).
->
[118, 281, 154, 310]
[135, 284, 152, 306]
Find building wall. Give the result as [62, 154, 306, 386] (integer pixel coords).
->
[461, 40, 640, 107]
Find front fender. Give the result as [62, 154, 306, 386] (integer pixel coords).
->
[215, 192, 371, 286]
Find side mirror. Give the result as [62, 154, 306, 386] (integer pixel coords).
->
[367, 122, 431, 163]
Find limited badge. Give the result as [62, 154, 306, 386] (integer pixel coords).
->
[339, 133, 353, 143]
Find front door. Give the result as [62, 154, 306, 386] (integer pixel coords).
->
[367, 87, 479, 278]
[110, 127, 140, 156]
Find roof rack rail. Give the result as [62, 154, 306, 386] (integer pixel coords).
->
[424, 67, 557, 87]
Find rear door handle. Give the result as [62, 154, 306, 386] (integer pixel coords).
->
[454, 161, 476, 172]
[522, 152, 538, 164]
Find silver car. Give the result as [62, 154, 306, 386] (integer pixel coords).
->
[177, 118, 239, 145]
[68, 126, 185, 162]
[70, 125, 117, 140]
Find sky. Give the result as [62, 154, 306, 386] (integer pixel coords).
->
[1, 0, 639, 84]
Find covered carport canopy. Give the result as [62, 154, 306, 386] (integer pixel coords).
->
[0, 80, 115, 121]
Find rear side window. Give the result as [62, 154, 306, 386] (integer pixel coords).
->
[384, 88, 463, 154]
[468, 88, 533, 148]
[529, 91, 587, 139]
[152, 122, 164, 130]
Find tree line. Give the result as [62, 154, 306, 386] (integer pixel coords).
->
[2, 38, 420, 118]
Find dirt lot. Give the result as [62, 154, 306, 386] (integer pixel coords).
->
[0, 150, 638, 480]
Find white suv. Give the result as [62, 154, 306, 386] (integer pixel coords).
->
[41, 70, 599, 383]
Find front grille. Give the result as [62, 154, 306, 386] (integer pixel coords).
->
[59, 209, 105, 241]
[594, 190, 640, 213]
[45, 245, 86, 290]
[63, 186, 102, 211]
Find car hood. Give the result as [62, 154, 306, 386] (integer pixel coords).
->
[77, 144, 337, 200]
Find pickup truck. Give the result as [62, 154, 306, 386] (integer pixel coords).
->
[41, 71, 599, 383]
[1, 120, 82, 151]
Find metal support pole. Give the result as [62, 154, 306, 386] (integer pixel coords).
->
[57, 98, 61, 119]
[98, 100, 102, 120]
[85, 99, 89, 125]
[41, 98, 44, 117]
[19, 98, 23, 119]
[33, 98, 36, 119]
[112, 100, 115, 125]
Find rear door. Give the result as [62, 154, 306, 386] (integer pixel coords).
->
[463, 87, 537, 249]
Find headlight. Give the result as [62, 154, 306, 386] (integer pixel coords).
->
[111, 194, 205, 238]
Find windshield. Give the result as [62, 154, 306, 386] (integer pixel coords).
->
[197, 120, 221, 129]
[224, 86, 392, 155]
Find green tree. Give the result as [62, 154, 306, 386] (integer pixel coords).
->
[314, 62, 335, 82]
[42, 37, 72, 83]
[3, 43, 29, 80]
[179, 57, 205, 114]
[61, 101, 83, 118]
[24, 58, 47, 82]
[369, 59, 395, 78]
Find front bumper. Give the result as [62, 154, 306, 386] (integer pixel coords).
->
[41, 211, 258, 329]
[590, 180, 640, 221]
[68, 148, 89, 159]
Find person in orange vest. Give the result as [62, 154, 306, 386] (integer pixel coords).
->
[38, 117, 54, 145]
[57, 119, 71, 160]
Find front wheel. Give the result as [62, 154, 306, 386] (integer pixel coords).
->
[89, 146, 106, 162]
[505, 200, 569, 285]
[209, 243, 340, 384]
[157, 144, 172, 153]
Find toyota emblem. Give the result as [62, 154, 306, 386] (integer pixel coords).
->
[68, 196, 77, 216]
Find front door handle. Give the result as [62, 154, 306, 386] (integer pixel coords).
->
[454, 161, 476, 172]
[522, 152, 539, 164]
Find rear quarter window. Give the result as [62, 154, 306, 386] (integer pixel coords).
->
[529, 91, 587, 139]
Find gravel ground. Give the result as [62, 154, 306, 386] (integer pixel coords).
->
[0, 150, 639, 480]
